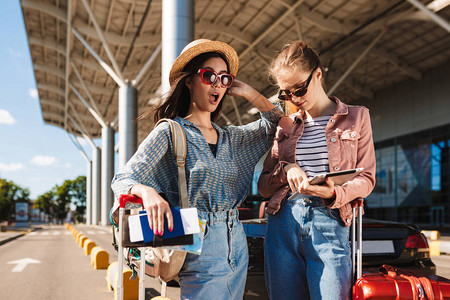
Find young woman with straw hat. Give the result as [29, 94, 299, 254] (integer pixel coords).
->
[111, 39, 282, 299]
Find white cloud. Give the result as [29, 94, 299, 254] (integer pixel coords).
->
[0, 109, 16, 125]
[29, 88, 38, 99]
[0, 163, 24, 172]
[64, 162, 71, 168]
[31, 155, 58, 166]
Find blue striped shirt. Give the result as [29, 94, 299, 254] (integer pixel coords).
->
[111, 106, 282, 212]
[296, 114, 332, 179]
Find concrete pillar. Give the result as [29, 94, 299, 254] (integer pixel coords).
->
[101, 126, 115, 226]
[161, 0, 194, 93]
[85, 161, 92, 225]
[92, 147, 101, 225]
[118, 82, 137, 168]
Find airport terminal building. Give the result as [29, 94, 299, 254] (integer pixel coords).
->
[364, 62, 450, 225]
[21, 0, 450, 226]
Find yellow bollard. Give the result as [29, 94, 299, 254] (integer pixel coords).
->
[75, 232, 83, 243]
[106, 261, 119, 291]
[90, 246, 109, 269]
[430, 231, 440, 241]
[107, 261, 140, 300]
[429, 240, 441, 256]
[83, 239, 96, 255]
[421, 230, 441, 241]
[79, 235, 88, 248]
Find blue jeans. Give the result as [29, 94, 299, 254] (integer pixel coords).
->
[265, 195, 351, 300]
[179, 209, 248, 300]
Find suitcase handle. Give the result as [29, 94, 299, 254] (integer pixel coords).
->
[352, 198, 364, 282]
[351, 198, 364, 208]
[119, 194, 144, 208]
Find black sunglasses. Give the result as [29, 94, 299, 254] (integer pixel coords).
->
[197, 69, 235, 88]
[278, 68, 317, 101]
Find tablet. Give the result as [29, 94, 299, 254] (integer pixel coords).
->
[308, 167, 364, 185]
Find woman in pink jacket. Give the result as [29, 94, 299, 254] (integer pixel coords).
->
[258, 41, 376, 300]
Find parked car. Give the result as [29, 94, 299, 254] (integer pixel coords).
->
[238, 196, 436, 300]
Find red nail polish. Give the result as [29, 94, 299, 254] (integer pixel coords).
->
[169, 227, 173, 232]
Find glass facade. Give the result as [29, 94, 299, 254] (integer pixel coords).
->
[366, 123, 450, 225]
[250, 123, 450, 226]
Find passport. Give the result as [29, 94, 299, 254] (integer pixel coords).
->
[128, 207, 199, 243]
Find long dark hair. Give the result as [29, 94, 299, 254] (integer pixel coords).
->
[139, 52, 230, 123]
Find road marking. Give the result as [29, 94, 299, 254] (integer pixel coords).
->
[52, 232, 61, 235]
[41, 232, 49, 235]
[87, 231, 95, 234]
[29, 232, 38, 236]
[7, 258, 41, 272]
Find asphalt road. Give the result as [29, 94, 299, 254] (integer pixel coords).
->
[0, 224, 179, 300]
[432, 255, 450, 279]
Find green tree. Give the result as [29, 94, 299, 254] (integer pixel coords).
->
[49, 176, 87, 223]
[69, 176, 86, 223]
[33, 176, 87, 223]
[35, 190, 56, 216]
[54, 183, 71, 223]
[0, 178, 30, 222]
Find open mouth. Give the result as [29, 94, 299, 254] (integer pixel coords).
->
[210, 92, 220, 103]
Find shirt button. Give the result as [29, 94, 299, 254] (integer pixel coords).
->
[334, 166, 340, 170]
[331, 138, 336, 142]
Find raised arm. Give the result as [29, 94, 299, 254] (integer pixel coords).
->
[228, 79, 275, 112]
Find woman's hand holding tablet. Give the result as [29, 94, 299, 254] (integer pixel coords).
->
[308, 167, 364, 185]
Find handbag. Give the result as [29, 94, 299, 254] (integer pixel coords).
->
[116, 118, 190, 282]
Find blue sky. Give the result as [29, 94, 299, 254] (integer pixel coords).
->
[0, 1, 96, 198]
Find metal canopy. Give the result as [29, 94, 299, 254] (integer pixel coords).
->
[21, 0, 450, 143]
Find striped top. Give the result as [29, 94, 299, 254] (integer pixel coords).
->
[111, 105, 283, 213]
[296, 114, 332, 179]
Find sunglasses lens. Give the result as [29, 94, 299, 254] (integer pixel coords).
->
[293, 87, 307, 97]
[221, 75, 233, 87]
[278, 90, 291, 101]
[201, 71, 217, 84]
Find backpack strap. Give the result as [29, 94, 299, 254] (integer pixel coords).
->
[155, 118, 188, 209]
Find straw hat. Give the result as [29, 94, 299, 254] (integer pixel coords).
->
[169, 39, 239, 86]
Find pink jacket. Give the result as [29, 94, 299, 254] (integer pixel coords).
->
[258, 97, 376, 227]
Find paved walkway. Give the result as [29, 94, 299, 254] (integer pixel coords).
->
[0, 224, 43, 245]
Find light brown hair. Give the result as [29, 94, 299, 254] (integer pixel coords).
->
[269, 41, 321, 82]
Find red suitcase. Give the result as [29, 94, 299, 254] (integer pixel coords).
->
[351, 200, 450, 300]
[353, 265, 450, 299]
